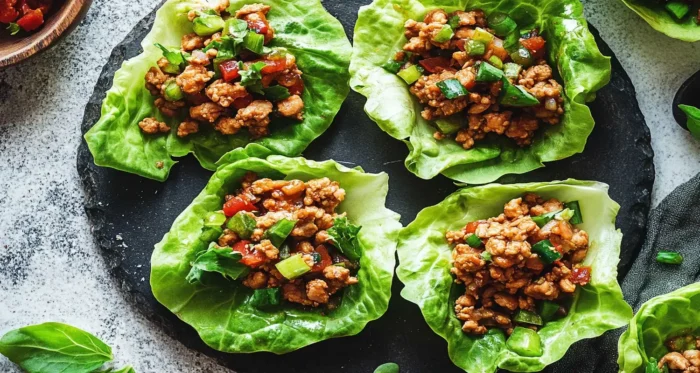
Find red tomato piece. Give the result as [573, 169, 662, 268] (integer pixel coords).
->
[465, 221, 479, 234]
[246, 17, 268, 35]
[261, 59, 286, 75]
[0, 0, 19, 23]
[16, 8, 42, 31]
[310, 245, 333, 273]
[219, 60, 240, 82]
[520, 36, 546, 59]
[232, 94, 254, 110]
[419, 56, 452, 73]
[570, 266, 592, 286]
[232, 240, 266, 268]
[222, 197, 256, 217]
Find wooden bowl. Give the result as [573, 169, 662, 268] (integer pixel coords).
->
[0, 0, 91, 68]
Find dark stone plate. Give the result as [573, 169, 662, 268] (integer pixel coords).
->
[77, 1, 654, 372]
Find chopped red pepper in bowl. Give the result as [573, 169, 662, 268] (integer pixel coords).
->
[1, 0, 53, 35]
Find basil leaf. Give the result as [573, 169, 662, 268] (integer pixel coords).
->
[327, 217, 362, 260]
[374, 362, 400, 373]
[0, 322, 113, 373]
[186, 245, 249, 284]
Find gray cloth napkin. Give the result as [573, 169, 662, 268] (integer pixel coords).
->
[547, 173, 700, 372]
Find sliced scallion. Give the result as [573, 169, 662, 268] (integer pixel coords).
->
[472, 27, 494, 43]
[538, 301, 559, 322]
[532, 239, 561, 264]
[465, 39, 486, 56]
[488, 55, 503, 69]
[506, 327, 543, 357]
[382, 60, 403, 74]
[243, 32, 264, 54]
[264, 219, 296, 248]
[475, 62, 503, 82]
[510, 46, 534, 67]
[503, 62, 522, 79]
[204, 211, 226, 227]
[275, 254, 311, 279]
[487, 12, 518, 37]
[656, 251, 683, 265]
[564, 201, 583, 224]
[499, 77, 540, 107]
[437, 79, 468, 99]
[466, 234, 483, 247]
[192, 13, 225, 36]
[397, 65, 422, 84]
[226, 211, 256, 239]
[665, 1, 690, 20]
[435, 115, 464, 135]
[513, 309, 543, 326]
[433, 25, 454, 43]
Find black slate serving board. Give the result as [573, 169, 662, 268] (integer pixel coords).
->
[77, 1, 655, 372]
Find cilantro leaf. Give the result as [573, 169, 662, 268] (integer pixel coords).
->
[186, 244, 249, 284]
[239, 61, 266, 94]
[327, 217, 363, 260]
[7, 23, 19, 36]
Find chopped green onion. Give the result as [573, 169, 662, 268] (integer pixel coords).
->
[475, 62, 503, 82]
[499, 77, 540, 107]
[510, 46, 534, 67]
[435, 115, 464, 135]
[7, 23, 19, 35]
[448, 15, 461, 30]
[531, 209, 563, 228]
[506, 327, 543, 357]
[249, 288, 281, 308]
[513, 310, 543, 326]
[487, 12, 518, 37]
[466, 234, 482, 247]
[163, 80, 184, 102]
[397, 65, 422, 84]
[503, 62, 522, 79]
[192, 13, 225, 36]
[465, 39, 486, 56]
[437, 79, 468, 99]
[472, 27, 494, 43]
[200, 227, 223, 243]
[334, 262, 347, 268]
[480, 251, 492, 261]
[262, 85, 291, 101]
[564, 201, 583, 224]
[243, 32, 264, 54]
[666, 1, 690, 20]
[264, 219, 296, 248]
[532, 239, 561, 264]
[223, 18, 248, 37]
[226, 211, 256, 239]
[275, 254, 311, 279]
[538, 301, 559, 322]
[204, 211, 226, 227]
[656, 251, 683, 265]
[557, 208, 574, 221]
[488, 55, 503, 69]
[382, 60, 404, 74]
[433, 25, 454, 43]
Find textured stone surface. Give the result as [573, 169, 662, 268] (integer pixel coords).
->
[0, 0, 695, 373]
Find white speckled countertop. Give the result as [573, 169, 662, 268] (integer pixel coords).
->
[0, 0, 698, 372]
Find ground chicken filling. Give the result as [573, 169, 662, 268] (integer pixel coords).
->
[446, 194, 591, 335]
[212, 173, 360, 309]
[140, 2, 305, 139]
[657, 335, 700, 373]
[388, 9, 564, 149]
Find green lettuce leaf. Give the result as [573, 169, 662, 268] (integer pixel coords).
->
[621, 0, 700, 42]
[349, 0, 611, 184]
[678, 104, 700, 140]
[186, 245, 249, 284]
[85, 0, 352, 181]
[0, 322, 113, 373]
[327, 216, 363, 260]
[618, 283, 700, 373]
[396, 179, 631, 372]
[150, 156, 402, 353]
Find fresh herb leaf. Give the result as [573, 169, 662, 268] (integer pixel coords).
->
[374, 362, 400, 373]
[382, 60, 403, 74]
[7, 23, 19, 36]
[678, 104, 700, 140]
[327, 217, 362, 260]
[239, 61, 266, 94]
[448, 15, 461, 30]
[186, 245, 249, 284]
[0, 322, 113, 373]
[263, 85, 291, 101]
[249, 288, 281, 308]
[154, 43, 186, 73]
[436, 79, 468, 99]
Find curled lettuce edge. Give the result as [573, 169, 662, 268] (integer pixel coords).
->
[150, 155, 402, 353]
[396, 179, 632, 372]
[618, 283, 700, 373]
[620, 0, 700, 42]
[84, 0, 352, 181]
[349, 0, 611, 185]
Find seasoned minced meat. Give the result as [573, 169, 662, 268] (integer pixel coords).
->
[447, 194, 590, 335]
[176, 65, 214, 94]
[276, 95, 304, 120]
[235, 100, 273, 138]
[177, 119, 199, 138]
[657, 335, 700, 373]
[138, 117, 170, 134]
[189, 102, 225, 123]
[205, 80, 248, 107]
[181, 33, 205, 51]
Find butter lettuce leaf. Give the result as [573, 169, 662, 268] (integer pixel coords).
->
[621, 0, 700, 42]
[350, 0, 610, 184]
[396, 179, 631, 372]
[618, 283, 700, 373]
[85, 0, 351, 181]
[150, 156, 402, 353]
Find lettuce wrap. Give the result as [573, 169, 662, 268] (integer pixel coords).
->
[150, 156, 401, 353]
[85, 0, 352, 181]
[396, 179, 632, 372]
[349, 0, 611, 184]
[621, 0, 700, 42]
[618, 282, 700, 373]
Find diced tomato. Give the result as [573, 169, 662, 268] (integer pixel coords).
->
[222, 197, 256, 217]
[520, 36, 546, 60]
[261, 58, 286, 75]
[570, 266, 592, 286]
[16, 8, 42, 31]
[465, 221, 479, 234]
[219, 60, 240, 82]
[246, 17, 268, 35]
[232, 240, 266, 268]
[0, 0, 19, 23]
[232, 94, 254, 110]
[310, 245, 333, 273]
[419, 56, 452, 74]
